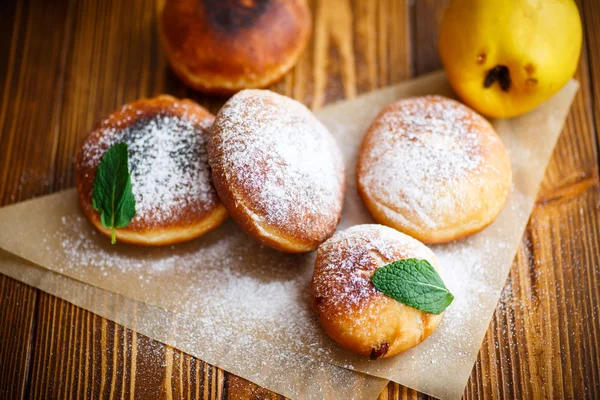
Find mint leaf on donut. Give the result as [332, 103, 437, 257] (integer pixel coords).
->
[92, 142, 136, 244]
[371, 258, 453, 315]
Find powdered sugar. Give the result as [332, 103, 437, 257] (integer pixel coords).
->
[80, 110, 216, 225]
[210, 90, 345, 233]
[53, 213, 322, 345]
[50, 205, 505, 377]
[312, 224, 436, 316]
[358, 95, 496, 229]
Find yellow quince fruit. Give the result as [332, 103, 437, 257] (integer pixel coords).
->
[439, 0, 582, 118]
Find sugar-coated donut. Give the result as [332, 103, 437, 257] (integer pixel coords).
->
[311, 224, 444, 359]
[159, 0, 311, 94]
[208, 89, 345, 253]
[75, 95, 228, 246]
[357, 95, 512, 244]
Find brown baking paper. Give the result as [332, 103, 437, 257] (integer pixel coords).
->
[0, 250, 388, 400]
[0, 72, 578, 399]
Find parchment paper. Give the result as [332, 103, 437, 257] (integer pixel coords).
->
[0, 249, 388, 400]
[0, 71, 578, 399]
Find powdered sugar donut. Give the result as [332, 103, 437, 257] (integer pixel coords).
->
[75, 95, 228, 246]
[208, 89, 345, 253]
[357, 95, 511, 244]
[311, 224, 444, 359]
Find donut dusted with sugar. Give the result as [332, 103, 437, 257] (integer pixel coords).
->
[208, 89, 345, 253]
[75, 95, 228, 246]
[311, 224, 444, 359]
[357, 95, 512, 244]
[159, 0, 311, 93]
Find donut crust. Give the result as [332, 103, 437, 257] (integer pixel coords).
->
[208, 90, 345, 253]
[311, 224, 444, 359]
[357, 95, 512, 244]
[159, 0, 311, 94]
[75, 95, 228, 246]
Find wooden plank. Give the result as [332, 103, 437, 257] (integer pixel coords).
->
[0, 275, 37, 399]
[580, 0, 600, 150]
[0, 0, 75, 396]
[27, 293, 231, 399]
[537, 29, 598, 196]
[0, 3, 37, 399]
[465, 182, 600, 399]
[0, 0, 73, 203]
[411, 0, 448, 75]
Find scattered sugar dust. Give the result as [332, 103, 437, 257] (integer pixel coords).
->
[80, 110, 217, 226]
[52, 200, 520, 382]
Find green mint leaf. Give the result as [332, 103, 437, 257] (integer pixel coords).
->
[371, 258, 454, 315]
[92, 142, 136, 244]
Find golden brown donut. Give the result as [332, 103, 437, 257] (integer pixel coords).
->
[311, 224, 444, 359]
[75, 95, 228, 246]
[158, 0, 311, 94]
[208, 89, 345, 253]
[357, 95, 512, 244]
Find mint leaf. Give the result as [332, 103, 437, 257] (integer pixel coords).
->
[92, 142, 136, 244]
[371, 258, 453, 314]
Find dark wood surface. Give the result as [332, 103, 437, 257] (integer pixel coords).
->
[1, 0, 599, 398]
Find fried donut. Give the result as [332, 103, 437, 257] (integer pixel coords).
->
[158, 0, 311, 94]
[357, 95, 512, 244]
[208, 89, 345, 253]
[311, 224, 444, 359]
[75, 95, 228, 246]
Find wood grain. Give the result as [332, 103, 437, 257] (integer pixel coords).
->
[411, 0, 448, 76]
[580, 0, 600, 166]
[0, 275, 37, 399]
[26, 293, 236, 399]
[0, 0, 71, 396]
[0, 0, 599, 399]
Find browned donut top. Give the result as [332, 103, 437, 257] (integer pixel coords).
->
[208, 89, 345, 246]
[357, 95, 505, 230]
[160, 0, 311, 82]
[75, 95, 220, 231]
[312, 224, 437, 317]
[203, 0, 273, 32]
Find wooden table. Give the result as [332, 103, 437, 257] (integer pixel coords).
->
[1, 0, 598, 398]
